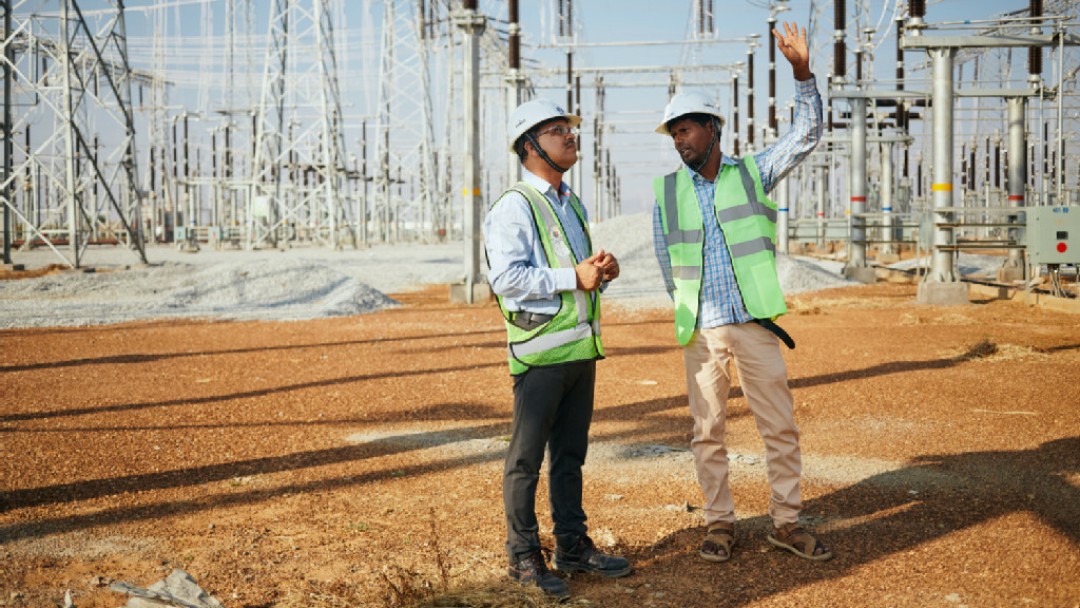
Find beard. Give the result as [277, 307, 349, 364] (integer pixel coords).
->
[679, 147, 702, 166]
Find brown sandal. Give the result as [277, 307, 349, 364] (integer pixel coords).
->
[699, 522, 735, 562]
[767, 522, 833, 561]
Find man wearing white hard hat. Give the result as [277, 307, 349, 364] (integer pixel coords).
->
[652, 22, 832, 563]
[483, 98, 629, 599]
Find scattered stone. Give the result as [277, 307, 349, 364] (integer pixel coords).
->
[591, 528, 619, 548]
[110, 569, 226, 608]
[626, 444, 688, 458]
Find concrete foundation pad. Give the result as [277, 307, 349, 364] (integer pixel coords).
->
[449, 282, 492, 304]
[916, 281, 970, 306]
[843, 266, 878, 284]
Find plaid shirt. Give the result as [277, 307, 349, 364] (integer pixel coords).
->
[652, 76, 823, 329]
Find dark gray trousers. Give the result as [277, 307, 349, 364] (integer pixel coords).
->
[504, 360, 596, 561]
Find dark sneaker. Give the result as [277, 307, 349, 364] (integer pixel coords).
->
[554, 535, 632, 578]
[508, 551, 570, 600]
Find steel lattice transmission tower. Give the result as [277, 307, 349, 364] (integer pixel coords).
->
[372, 0, 443, 243]
[250, 0, 350, 249]
[1, 0, 146, 268]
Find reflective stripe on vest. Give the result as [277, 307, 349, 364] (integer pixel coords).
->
[490, 182, 603, 374]
[509, 186, 590, 327]
[654, 157, 786, 345]
[663, 172, 703, 247]
[510, 319, 601, 358]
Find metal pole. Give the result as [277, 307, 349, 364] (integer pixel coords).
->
[767, 14, 777, 136]
[593, 77, 603, 219]
[225, 123, 232, 229]
[2, 0, 12, 265]
[1055, 18, 1064, 205]
[746, 43, 755, 152]
[361, 122, 368, 245]
[1001, 96, 1026, 277]
[184, 113, 192, 241]
[574, 73, 582, 202]
[845, 97, 868, 273]
[315, 0, 336, 248]
[776, 171, 790, 255]
[172, 117, 179, 241]
[929, 48, 955, 281]
[816, 164, 826, 248]
[507, 0, 523, 184]
[61, 1, 80, 265]
[732, 73, 739, 156]
[456, 1, 485, 303]
[880, 141, 894, 256]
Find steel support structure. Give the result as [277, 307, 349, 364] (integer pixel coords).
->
[250, 0, 349, 250]
[373, 0, 442, 245]
[452, 1, 485, 303]
[0, 0, 146, 268]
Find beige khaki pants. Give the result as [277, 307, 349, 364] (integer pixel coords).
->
[682, 322, 801, 527]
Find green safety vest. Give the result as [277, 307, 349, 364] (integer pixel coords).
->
[489, 182, 604, 375]
[653, 156, 786, 346]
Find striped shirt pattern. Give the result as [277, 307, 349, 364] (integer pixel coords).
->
[652, 75, 823, 329]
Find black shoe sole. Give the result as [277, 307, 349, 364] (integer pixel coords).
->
[508, 574, 571, 600]
[553, 561, 632, 578]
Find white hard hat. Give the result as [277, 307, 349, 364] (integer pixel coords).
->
[508, 98, 581, 153]
[656, 91, 726, 135]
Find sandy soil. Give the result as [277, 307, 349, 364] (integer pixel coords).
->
[2, 282, 1079, 608]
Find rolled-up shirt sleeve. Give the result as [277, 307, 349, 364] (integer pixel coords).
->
[483, 191, 576, 304]
[754, 75, 823, 194]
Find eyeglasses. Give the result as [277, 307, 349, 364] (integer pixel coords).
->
[536, 124, 579, 138]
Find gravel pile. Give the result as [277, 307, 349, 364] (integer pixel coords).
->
[0, 258, 399, 328]
[0, 213, 855, 328]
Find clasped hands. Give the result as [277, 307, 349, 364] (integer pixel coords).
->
[575, 249, 619, 291]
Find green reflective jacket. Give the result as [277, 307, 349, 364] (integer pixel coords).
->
[653, 157, 786, 345]
[489, 182, 603, 375]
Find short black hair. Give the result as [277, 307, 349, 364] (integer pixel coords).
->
[513, 117, 566, 163]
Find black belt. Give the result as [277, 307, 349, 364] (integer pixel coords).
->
[511, 311, 554, 330]
[753, 318, 795, 350]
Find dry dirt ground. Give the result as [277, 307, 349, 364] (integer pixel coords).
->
[2, 282, 1079, 608]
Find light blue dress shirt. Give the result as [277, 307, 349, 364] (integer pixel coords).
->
[483, 168, 592, 315]
[652, 75, 823, 329]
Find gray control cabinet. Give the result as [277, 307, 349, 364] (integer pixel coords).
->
[1025, 206, 1080, 265]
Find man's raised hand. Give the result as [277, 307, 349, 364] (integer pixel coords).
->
[772, 21, 811, 81]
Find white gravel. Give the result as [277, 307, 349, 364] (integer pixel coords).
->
[1, 212, 855, 328]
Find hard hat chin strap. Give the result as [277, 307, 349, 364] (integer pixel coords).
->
[526, 133, 571, 174]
